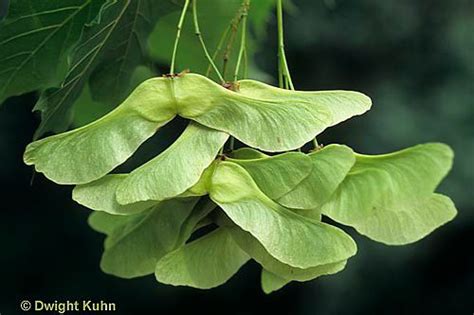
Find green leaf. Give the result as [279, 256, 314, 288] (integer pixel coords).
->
[73, 174, 157, 215]
[88, 0, 177, 105]
[33, 0, 176, 138]
[209, 161, 357, 268]
[24, 78, 176, 184]
[155, 228, 250, 289]
[261, 269, 290, 294]
[228, 152, 313, 200]
[276, 144, 355, 209]
[322, 143, 457, 245]
[115, 122, 228, 204]
[0, 0, 105, 104]
[177, 74, 371, 151]
[101, 197, 215, 278]
[228, 226, 347, 283]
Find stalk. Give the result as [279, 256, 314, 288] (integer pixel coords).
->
[276, 0, 294, 90]
[234, 0, 250, 81]
[170, 0, 191, 75]
[193, 0, 225, 83]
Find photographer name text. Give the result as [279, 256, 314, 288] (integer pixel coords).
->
[20, 300, 116, 313]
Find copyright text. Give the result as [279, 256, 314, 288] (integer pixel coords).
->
[20, 300, 116, 313]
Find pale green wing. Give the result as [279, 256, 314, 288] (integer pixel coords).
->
[181, 161, 218, 197]
[277, 145, 355, 209]
[24, 73, 370, 183]
[24, 78, 176, 184]
[351, 194, 457, 245]
[88, 198, 215, 237]
[228, 226, 347, 283]
[73, 174, 156, 215]
[238, 79, 372, 128]
[155, 228, 250, 289]
[175, 74, 371, 152]
[75, 155, 221, 214]
[229, 147, 269, 159]
[228, 152, 313, 200]
[293, 208, 323, 221]
[171, 198, 218, 246]
[261, 269, 290, 294]
[322, 143, 457, 245]
[209, 162, 356, 268]
[116, 122, 228, 204]
[100, 197, 215, 278]
[88, 211, 136, 236]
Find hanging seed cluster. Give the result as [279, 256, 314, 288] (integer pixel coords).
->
[24, 73, 456, 293]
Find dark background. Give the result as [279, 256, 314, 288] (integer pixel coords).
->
[1, 0, 473, 314]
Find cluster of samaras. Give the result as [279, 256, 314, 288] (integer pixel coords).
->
[25, 73, 456, 293]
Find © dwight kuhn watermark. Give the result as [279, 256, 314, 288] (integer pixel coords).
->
[19, 300, 116, 313]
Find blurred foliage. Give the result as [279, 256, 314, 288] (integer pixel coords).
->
[148, 0, 274, 81]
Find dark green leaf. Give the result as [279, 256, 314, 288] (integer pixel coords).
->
[0, 0, 105, 103]
[88, 0, 178, 105]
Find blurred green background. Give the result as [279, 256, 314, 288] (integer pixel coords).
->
[0, 0, 472, 314]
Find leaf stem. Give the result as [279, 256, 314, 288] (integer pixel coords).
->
[170, 0, 191, 75]
[234, 0, 250, 81]
[206, 25, 231, 77]
[192, 0, 225, 83]
[243, 47, 249, 78]
[276, 0, 294, 90]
